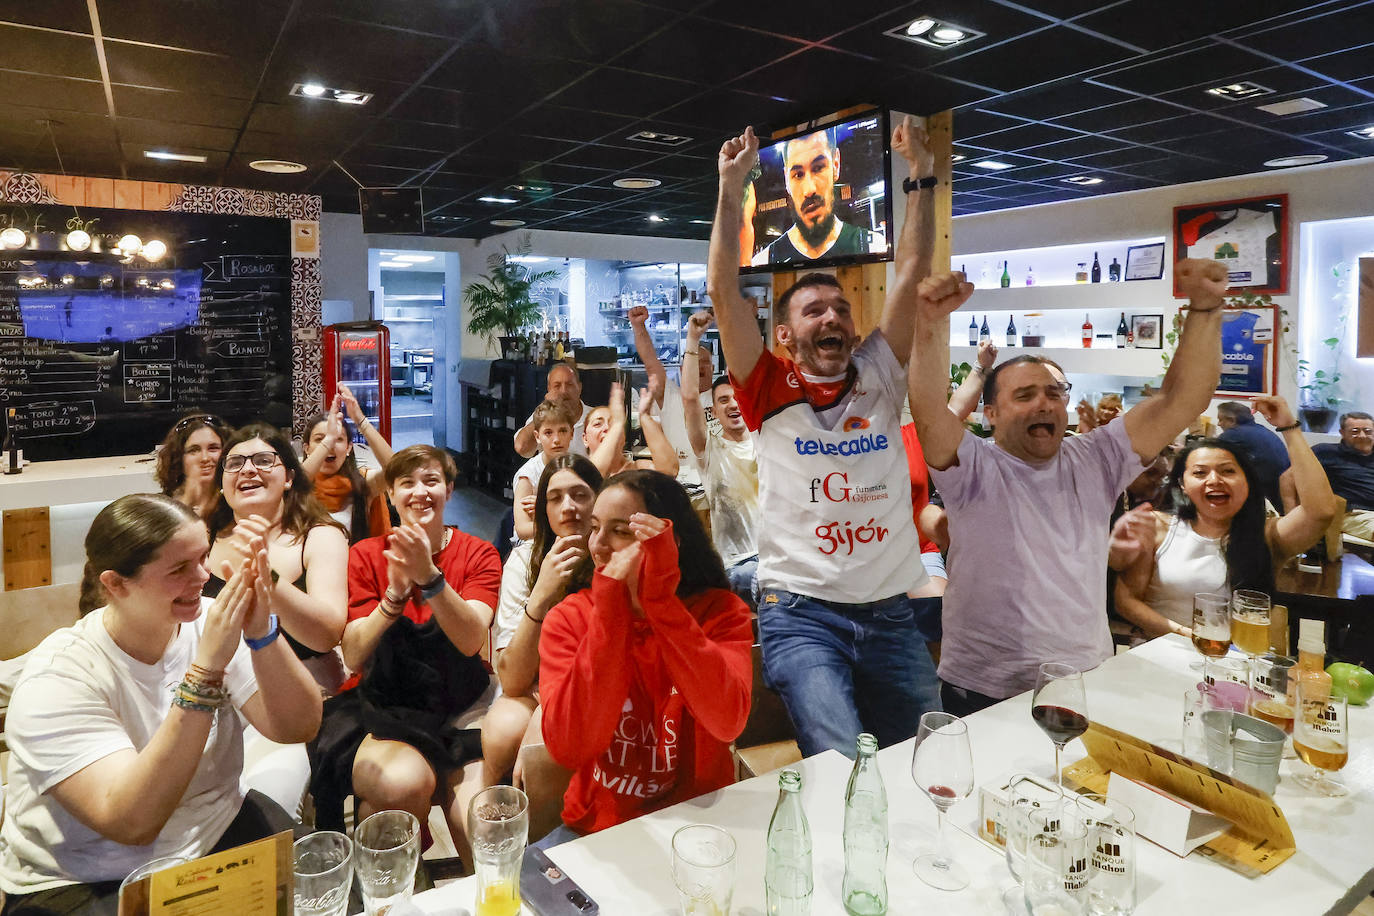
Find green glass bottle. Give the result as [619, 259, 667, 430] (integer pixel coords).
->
[842, 734, 888, 915]
[766, 769, 812, 915]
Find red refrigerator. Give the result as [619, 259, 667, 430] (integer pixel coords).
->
[323, 321, 391, 443]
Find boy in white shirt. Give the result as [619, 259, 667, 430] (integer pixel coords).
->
[512, 400, 576, 542]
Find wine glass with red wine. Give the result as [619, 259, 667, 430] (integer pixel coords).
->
[1031, 662, 1088, 793]
[910, 711, 975, 891]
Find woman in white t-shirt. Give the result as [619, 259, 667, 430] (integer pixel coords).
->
[0, 494, 322, 914]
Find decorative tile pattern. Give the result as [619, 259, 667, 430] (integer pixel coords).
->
[292, 257, 324, 435]
[0, 172, 58, 204]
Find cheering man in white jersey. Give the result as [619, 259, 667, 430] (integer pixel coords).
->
[707, 117, 940, 758]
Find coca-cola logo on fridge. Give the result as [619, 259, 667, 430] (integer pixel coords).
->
[341, 336, 378, 351]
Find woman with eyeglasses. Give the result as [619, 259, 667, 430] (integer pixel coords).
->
[205, 423, 349, 690]
[300, 386, 394, 544]
[1115, 396, 1337, 638]
[155, 412, 230, 519]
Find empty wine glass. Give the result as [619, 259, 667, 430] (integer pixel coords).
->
[1032, 663, 1088, 792]
[910, 711, 974, 891]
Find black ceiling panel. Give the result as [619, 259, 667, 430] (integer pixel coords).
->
[550, 67, 700, 119]
[6, 72, 110, 116]
[1077, 0, 1321, 51]
[0, 3, 92, 33]
[616, 18, 802, 85]
[1050, 97, 1185, 131]
[0, 25, 102, 80]
[932, 27, 1140, 92]
[1106, 112, 1231, 144]
[1238, 4, 1374, 62]
[101, 0, 293, 56]
[695, 0, 916, 43]
[1301, 45, 1374, 83]
[979, 80, 1136, 120]
[103, 44, 260, 99]
[966, 122, 1084, 151]
[1096, 43, 1276, 95]
[1024, 134, 1131, 159]
[824, 0, 1051, 65]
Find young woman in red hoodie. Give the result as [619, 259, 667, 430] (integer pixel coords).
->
[537, 469, 753, 845]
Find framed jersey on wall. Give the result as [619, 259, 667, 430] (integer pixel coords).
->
[1173, 193, 1288, 296]
[1214, 304, 1279, 398]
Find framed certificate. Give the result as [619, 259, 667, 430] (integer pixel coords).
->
[1124, 242, 1165, 281]
[1130, 314, 1164, 349]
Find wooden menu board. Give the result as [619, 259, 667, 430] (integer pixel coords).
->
[0, 203, 293, 460]
[1065, 720, 1296, 875]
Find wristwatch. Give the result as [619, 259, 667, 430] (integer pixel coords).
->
[417, 571, 446, 603]
[244, 614, 280, 651]
[902, 175, 938, 193]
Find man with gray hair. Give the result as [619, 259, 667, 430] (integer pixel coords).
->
[1216, 400, 1291, 512]
[1314, 411, 1374, 540]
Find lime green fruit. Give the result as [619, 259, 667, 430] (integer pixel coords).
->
[1327, 662, 1374, 706]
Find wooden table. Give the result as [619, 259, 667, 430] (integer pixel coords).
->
[1276, 552, 1374, 665]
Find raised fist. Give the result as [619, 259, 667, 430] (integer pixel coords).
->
[718, 127, 759, 186]
[891, 114, 934, 176]
[915, 270, 974, 318]
[627, 305, 649, 329]
[1175, 259, 1228, 311]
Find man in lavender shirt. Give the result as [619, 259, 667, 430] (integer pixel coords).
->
[907, 260, 1229, 716]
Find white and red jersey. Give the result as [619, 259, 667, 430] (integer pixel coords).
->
[731, 334, 926, 603]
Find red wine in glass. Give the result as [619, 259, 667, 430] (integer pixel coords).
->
[1031, 662, 1088, 792]
[927, 785, 959, 803]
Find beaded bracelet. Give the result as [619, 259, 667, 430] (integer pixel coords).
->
[172, 677, 226, 713]
[378, 600, 403, 620]
[189, 663, 224, 686]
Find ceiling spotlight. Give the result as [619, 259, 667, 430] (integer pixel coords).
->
[1264, 154, 1328, 167]
[613, 177, 662, 190]
[690, 219, 712, 225]
[627, 130, 692, 147]
[505, 183, 551, 194]
[118, 234, 143, 255]
[300, 83, 327, 97]
[290, 82, 373, 105]
[100, 274, 114, 287]
[65, 229, 91, 251]
[1346, 125, 1374, 140]
[144, 150, 208, 163]
[250, 159, 307, 173]
[973, 160, 1013, 171]
[647, 214, 666, 222]
[141, 239, 168, 261]
[889, 16, 982, 48]
[60, 274, 75, 286]
[1063, 175, 1103, 185]
[1207, 81, 1273, 100]
[491, 219, 526, 227]
[0, 227, 28, 249]
[478, 196, 518, 204]
[951, 154, 966, 162]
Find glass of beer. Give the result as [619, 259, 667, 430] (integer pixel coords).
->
[1190, 593, 1232, 669]
[469, 785, 529, 916]
[1293, 681, 1349, 797]
[1247, 654, 1297, 735]
[1230, 589, 1272, 656]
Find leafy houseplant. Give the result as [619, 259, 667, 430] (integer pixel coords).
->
[463, 237, 558, 358]
[949, 362, 991, 438]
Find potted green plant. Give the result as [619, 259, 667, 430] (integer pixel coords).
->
[1298, 354, 1341, 433]
[464, 237, 558, 358]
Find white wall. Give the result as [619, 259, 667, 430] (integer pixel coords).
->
[950, 156, 1374, 413]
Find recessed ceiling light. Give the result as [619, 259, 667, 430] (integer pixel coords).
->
[491, 219, 526, 227]
[888, 16, 983, 48]
[250, 159, 307, 174]
[505, 183, 551, 194]
[1063, 175, 1103, 185]
[1264, 154, 1328, 167]
[478, 196, 518, 204]
[973, 160, 1014, 171]
[1256, 97, 1327, 116]
[647, 214, 666, 222]
[378, 260, 409, 268]
[1207, 81, 1272, 100]
[627, 130, 693, 147]
[613, 177, 662, 190]
[1346, 125, 1374, 140]
[951, 153, 966, 162]
[393, 255, 434, 263]
[290, 82, 372, 105]
[690, 219, 712, 225]
[145, 150, 208, 163]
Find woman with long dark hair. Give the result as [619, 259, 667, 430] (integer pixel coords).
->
[537, 470, 752, 844]
[206, 422, 349, 687]
[155, 412, 231, 519]
[0, 495, 320, 913]
[300, 387, 394, 544]
[1116, 396, 1336, 637]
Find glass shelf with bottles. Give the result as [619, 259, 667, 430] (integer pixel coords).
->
[952, 310, 1167, 377]
[953, 236, 1169, 307]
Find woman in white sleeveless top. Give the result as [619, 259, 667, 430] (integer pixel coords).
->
[1115, 397, 1336, 638]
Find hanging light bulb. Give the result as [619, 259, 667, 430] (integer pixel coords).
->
[61, 274, 75, 286]
[141, 239, 167, 261]
[0, 227, 27, 249]
[65, 229, 92, 252]
[159, 278, 175, 290]
[117, 234, 143, 255]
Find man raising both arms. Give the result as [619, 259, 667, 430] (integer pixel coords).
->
[908, 260, 1228, 716]
[708, 117, 940, 758]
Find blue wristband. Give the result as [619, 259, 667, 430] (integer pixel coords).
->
[244, 614, 280, 651]
[418, 572, 446, 604]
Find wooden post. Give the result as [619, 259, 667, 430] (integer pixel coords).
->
[927, 110, 954, 274]
[3, 508, 52, 591]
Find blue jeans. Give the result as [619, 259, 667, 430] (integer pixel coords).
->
[726, 555, 758, 609]
[757, 588, 942, 759]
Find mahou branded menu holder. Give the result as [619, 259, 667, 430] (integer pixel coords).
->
[323, 321, 392, 443]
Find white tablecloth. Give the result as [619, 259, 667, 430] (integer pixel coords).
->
[404, 635, 1374, 915]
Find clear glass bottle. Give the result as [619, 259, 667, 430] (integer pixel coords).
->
[766, 769, 812, 916]
[843, 734, 888, 916]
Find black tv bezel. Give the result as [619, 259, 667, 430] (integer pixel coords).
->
[741, 107, 894, 276]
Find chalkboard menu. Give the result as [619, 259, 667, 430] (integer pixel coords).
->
[0, 204, 293, 460]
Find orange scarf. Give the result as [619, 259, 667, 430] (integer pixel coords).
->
[314, 472, 392, 538]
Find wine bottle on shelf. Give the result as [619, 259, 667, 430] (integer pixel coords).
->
[1081, 314, 1094, 348]
[1006, 315, 1017, 347]
[968, 315, 978, 346]
[1115, 312, 1129, 348]
[1109, 257, 1122, 282]
[4, 408, 19, 475]
[979, 315, 991, 346]
[1091, 252, 1102, 283]
[1000, 260, 1011, 289]
[960, 263, 967, 280]
[1025, 266, 1035, 287]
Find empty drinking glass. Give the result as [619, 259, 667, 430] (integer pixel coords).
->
[469, 785, 529, 916]
[1002, 777, 1064, 914]
[293, 831, 354, 916]
[672, 825, 736, 916]
[1023, 831, 1084, 916]
[1076, 794, 1136, 916]
[354, 810, 420, 915]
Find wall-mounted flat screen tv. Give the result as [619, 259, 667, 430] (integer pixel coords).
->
[739, 109, 892, 272]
